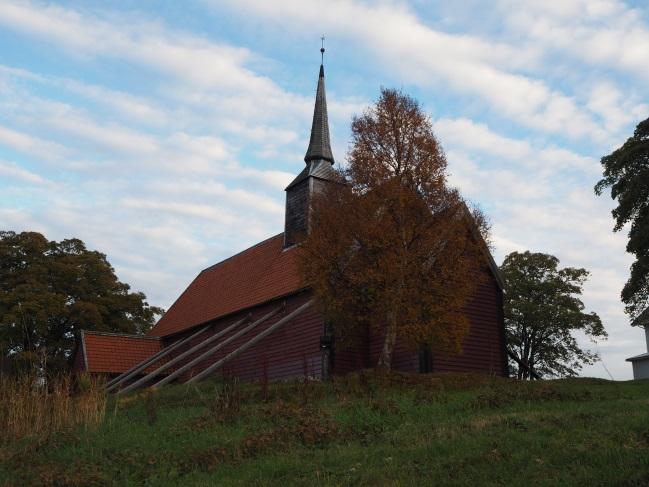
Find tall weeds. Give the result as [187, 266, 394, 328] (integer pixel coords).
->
[0, 373, 106, 441]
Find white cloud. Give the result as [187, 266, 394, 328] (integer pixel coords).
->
[168, 133, 230, 162]
[50, 113, 161, 156]
[211, 0, 607, 140]
[59, 80, 170, 125]
[0, 0, 311, 138]
[1, 95, 162, 158]
[0, 159, 48, 185]
[0, 124, 69, 161]
[236, 167, 295, 191]
[446, 150, 551, 202]
[586, 82, 649, 134]
[121, 198, 242, 225]
[144, 180, 284, 215]
[0, 2, 256, 89]
[499, 0, 649, 82]
[0, 63, 174, 128]
[436, 118, 597, 175]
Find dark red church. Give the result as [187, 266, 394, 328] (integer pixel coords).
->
[73, 61, 508, 391]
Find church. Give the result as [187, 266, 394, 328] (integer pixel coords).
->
[73, 59, 508, 391]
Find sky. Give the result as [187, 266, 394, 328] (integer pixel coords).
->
[0, 0, 647, 379]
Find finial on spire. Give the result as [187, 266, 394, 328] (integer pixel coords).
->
[320, 35, 325, 64]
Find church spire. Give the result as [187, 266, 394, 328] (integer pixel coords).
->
[304, 42, 334, 164]
[283, 43, 338, 248]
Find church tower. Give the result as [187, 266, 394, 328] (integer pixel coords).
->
[284, 53, 337, 248]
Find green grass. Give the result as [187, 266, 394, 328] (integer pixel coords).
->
[1, 372, 648, 486]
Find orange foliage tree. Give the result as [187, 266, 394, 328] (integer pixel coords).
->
[299, 88, 490, 370]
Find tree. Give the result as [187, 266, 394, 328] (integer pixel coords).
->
[0, 231, 163, 373]
[501, 251, 606, 379]
[595, 117, 649, 325]
[299, 88, 489, 370]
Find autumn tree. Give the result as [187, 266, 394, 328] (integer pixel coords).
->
[595, 117, 649, 326]
[501, 251, 606, 379]
[0, 231, 163, 374]
[299, 88, 489, 370]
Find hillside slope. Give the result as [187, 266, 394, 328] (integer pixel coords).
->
[1, 372, 649, 486]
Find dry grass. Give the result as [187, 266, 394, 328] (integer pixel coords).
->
[0, 373, 106, 441]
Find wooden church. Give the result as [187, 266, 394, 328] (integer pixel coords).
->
[73, 60, 508, 391]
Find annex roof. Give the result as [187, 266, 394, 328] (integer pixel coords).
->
[626, 352, 649, 362]
[81, 331, 161, 374]
[148, 233, 305, 338]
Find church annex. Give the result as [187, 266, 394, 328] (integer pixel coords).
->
[73, 60, 508, 390]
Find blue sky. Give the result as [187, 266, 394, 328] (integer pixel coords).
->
[1, 0, 647, 379]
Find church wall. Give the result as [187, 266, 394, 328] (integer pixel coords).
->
[433, 268, 508, 376]
[103, 269, 505, 385]
[332, 326, 370, 374]
[356, 266, 507, 376]
[366, 326, 419, 373]
[163, 291, 325, 383]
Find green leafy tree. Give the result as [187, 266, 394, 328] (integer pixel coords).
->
[501, 251, 606, 379]
[0, 231, 163, 373]
[595, 117, 649, 325]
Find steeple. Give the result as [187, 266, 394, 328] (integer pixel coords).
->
[284, 45, 338, 248]
[304, 45, 334, 164]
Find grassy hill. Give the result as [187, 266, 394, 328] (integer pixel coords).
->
[1, 371, 649, 486]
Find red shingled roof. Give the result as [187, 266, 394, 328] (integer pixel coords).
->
[148, 233, 305, 337]
[81, 331, 161, 373]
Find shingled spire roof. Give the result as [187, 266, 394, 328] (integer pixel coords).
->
[285, 59, 337, 191]
[304, 63, 334, 164]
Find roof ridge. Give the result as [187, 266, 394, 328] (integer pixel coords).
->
[83, 330, 161, 340]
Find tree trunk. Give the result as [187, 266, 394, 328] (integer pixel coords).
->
[377, 311, 398, 370]
[377, 189, 407, 372]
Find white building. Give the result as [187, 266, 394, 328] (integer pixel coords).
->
[626, 310, 649, 379]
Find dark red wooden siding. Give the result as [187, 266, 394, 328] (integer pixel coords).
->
[83, 268, 505, 382]
[433, 270, 507, 375]
[333, 328, 370, 374]
[366, 328, 419, 373]
[356, 268, 506, 376]
[164, 292, 325, 383]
